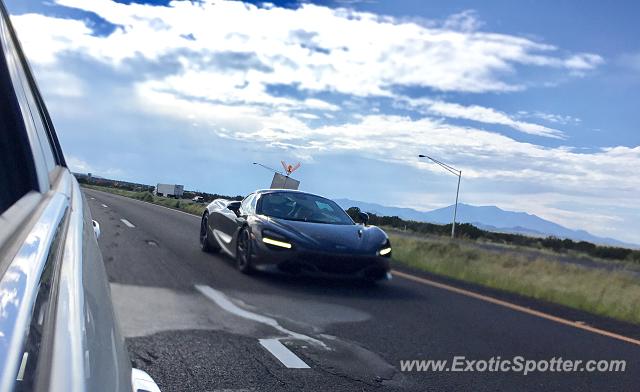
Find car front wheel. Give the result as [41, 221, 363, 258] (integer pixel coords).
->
[200, 214, 219, 253]
[236, 227, 254, 274]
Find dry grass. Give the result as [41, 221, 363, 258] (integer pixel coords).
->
[390, 234, 640, 325]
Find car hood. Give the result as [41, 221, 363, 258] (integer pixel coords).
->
[267, 218, 387, 254]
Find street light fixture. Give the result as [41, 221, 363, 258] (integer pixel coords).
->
[252, 162, 283, 175]
[418, 154, 462, 239]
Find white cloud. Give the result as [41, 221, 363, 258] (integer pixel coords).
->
[13, 0, 602, 100]
[66, 156, 123, 177]
[65, 156, 92, 173]
[442, 10, 484, 32]
[8, 0, 603, 187]
[564, 53, 604, 70]
[517, 111, 581, 125]
[405, 99, 565, 138]
[329, 116, 636, 190]
[297, 112, 321, 120]
[35, 69, 85, 98]
[10, 13, 91, 64]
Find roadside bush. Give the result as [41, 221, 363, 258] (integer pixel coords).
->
[137, 192, 154, 202]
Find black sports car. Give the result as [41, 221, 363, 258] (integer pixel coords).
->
[199, 189, 392, 281]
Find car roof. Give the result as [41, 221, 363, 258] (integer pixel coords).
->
[253, 189, 325, 199]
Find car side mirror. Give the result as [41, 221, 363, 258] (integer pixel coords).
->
[227, 201, 241, 216]
[358, 212, 369, 226]
[92, 220, 101, 239]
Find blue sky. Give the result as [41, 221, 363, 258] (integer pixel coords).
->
[6, 0, 640, 244]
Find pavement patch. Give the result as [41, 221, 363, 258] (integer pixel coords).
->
[110, 283, 267, 338]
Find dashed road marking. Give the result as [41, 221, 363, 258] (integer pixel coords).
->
[16, 352, 28, 381]
[120, 218, 135, 228]
[101, 203, 108, 208]
[259, 339, 310, 369]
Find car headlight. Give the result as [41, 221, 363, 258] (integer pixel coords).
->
[263, 237, 292, 249]
[377, 239, 392, 256]
[378, 247, 391, 256]
[262, 230, 293, 249]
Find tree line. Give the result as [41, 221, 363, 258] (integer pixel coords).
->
[345, 207, 640, 263]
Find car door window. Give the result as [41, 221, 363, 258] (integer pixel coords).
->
[240, 194, 255, 215]
[250, 194, 258, 214]
[0, 10, 57, 193]
[0, 39, 38, 215]
[315, 201, 334, 212]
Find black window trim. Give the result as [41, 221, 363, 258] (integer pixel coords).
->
[0, 8, 49, 193]
[0, 2, 65, 167]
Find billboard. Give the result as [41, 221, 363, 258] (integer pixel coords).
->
[270, 173, 300, 190]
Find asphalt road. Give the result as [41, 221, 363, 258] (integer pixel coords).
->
[84, 188, 640, 391]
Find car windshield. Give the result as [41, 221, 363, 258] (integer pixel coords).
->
[258, 192, 353, 225]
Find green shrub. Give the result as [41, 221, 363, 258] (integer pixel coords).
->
[140, 192, 154, 202]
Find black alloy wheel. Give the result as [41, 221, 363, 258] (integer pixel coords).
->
[236, 227, 254, 273]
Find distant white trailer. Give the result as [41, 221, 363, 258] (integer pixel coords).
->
[156, 183, 184, 197]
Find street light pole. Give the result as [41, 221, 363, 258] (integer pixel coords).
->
[418, 154, 462, 240]
[452, 170, 461, 239]
[252, 162, 283, 175]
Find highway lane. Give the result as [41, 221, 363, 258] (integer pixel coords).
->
[83, 188, 640, 391]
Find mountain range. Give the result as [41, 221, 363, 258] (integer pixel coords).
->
[334, 199, 637, 249]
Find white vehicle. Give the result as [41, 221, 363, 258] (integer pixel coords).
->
[156, 183, 184, 197]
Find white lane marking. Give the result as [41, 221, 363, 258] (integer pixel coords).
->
[101, 203, 108, 208]
[120, 218, 135, 228]
[259, 338, 310, 369]
[195, 285, 327, 349]
[16, 352, 28, 381]
[131, 368, 161, 392]
[90, 197, 95, 200]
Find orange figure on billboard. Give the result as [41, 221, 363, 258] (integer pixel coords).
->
[281, 161, 301, 176]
